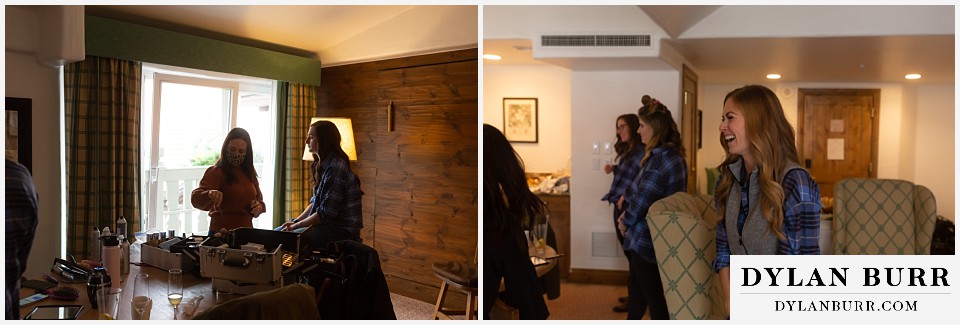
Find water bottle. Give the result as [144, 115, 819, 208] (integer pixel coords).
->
[90, 227, 101, 262]
[120, 235, 130, 275]
[100, 235, 122, 285]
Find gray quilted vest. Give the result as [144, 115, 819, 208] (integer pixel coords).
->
[724, 159, 803, 255]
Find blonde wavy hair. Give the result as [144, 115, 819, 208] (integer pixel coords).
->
[715, 85, 800, 241]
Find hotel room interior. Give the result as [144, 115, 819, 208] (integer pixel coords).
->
[483, 5, 954, 319]
[4, 4, 956, 321]
[6, 5, 477, 320]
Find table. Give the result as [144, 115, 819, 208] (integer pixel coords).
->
[19, 259, 232, 320]
[528, 245, 558, 277]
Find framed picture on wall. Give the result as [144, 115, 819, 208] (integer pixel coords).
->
[503, 97, 538, 143]
[5, 97, 33, 172]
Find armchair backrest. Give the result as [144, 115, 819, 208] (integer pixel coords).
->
[832, 178, 937, 255]
[647, 192, 727, 320]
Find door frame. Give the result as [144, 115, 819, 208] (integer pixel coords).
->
[796, 88, 880, 179]
[681, 65, 699, 193]
[146, 72, 240, 231]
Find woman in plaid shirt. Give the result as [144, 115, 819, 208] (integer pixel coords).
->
[280, 120, 363, 248]
[712, 85, 821, 315]
[617, 107, 687, 320]
[601, 113, 642, 313]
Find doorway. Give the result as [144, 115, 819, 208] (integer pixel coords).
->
[797, 89, 880, 197]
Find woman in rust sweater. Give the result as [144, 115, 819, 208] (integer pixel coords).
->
[191, 128, 266, 235]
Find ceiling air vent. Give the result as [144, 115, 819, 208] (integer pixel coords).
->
[541, 35, 651, 47]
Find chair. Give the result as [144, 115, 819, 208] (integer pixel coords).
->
[432, 249, 478, 320]
[832, 178, 937, 255]
[705, 167, 720, 196]
[646, 192, 728, 320]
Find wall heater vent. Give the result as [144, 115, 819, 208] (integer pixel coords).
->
[592, 232, 627, 258]
[541, 35, 651, 47]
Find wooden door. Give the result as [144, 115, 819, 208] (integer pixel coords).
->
[797, 89, 879, 198]
[681, 65, 699, 193]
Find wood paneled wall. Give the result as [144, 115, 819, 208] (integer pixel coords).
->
[316, 49, 478, 305]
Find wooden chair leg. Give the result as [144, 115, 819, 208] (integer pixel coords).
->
[465, 291, 476, 320]
[434, 281, 450, 320]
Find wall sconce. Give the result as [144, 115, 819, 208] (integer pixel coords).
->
[302, 117, 358, 161]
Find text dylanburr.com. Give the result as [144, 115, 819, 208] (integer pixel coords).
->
[730, 255, 958, 321]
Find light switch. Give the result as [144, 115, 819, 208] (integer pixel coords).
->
[592, 143, 600, 154]
[603, 142, 612, 154]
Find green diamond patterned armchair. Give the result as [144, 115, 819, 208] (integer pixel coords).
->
[832, 178, 937, 255]
[647, 192, 728, 320]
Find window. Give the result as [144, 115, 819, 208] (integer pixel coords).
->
[140, 64, 277, 236]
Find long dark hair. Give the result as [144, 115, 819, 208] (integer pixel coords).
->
[215, 127, 258, 184]
[637, 108, 684, 167]
[715, 85, 800, 240]
[310, 120, 351, 188]
[614, 114, 641, 161]
[483, 124, 547, 248]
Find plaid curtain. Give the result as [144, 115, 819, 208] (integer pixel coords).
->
[63, 56, 142, 260]
[273, 82, 316, 226]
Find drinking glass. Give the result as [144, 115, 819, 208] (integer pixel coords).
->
[167, 269, 183, 320]
[98, 287, 122, 320]
[530, 214, 550, 256]
[132, 273, 152, 320]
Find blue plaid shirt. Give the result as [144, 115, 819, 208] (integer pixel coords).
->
[712, 163, 821, 272]
[622, 147, 687, 263]
[6, 160, 39, 320]
[601, 147, 644, 205]
[311, 156, 363, 235]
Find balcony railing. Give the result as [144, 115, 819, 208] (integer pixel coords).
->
[145, 164, 271, 237]
[148, 166, 209, 236]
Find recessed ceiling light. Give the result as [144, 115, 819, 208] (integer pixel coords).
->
[483, 54, 502, 61]
[905, 74, 922, 80]
[766, 74, 781, 79]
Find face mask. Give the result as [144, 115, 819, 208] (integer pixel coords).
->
[226, 152, 245, 166]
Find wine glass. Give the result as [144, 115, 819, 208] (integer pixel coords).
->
[132, 273, 151, 320]
[167, 269, 183, 320]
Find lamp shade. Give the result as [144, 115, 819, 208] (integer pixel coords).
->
[302, 117, 358, 161]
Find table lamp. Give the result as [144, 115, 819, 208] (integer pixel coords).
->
[302, 117, 357, 161]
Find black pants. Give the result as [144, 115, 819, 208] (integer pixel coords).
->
[311, 225, 360, 249]
[627, 252, 668, 320]
[614, 205, 633, 306]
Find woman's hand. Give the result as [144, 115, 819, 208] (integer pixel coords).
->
[207, 190, 223, 208]
[280, 221, 297, 232]
[616, 195, 624, 210]
[603, 164, 614, 174]
[250, 200, 265, 217]
[616, 213, 627, 236]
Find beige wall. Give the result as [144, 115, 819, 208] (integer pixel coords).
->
[5, 7, 67, 278]
[483, 64, 572, 174]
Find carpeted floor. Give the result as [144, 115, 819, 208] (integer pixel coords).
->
[544, 280, 632, 320]
[390, 282, 635, 320]
[391, 293, 441, 320]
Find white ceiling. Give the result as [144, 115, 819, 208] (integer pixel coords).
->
[85, 5, 472, 67]
[484, 5, 955, 85]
